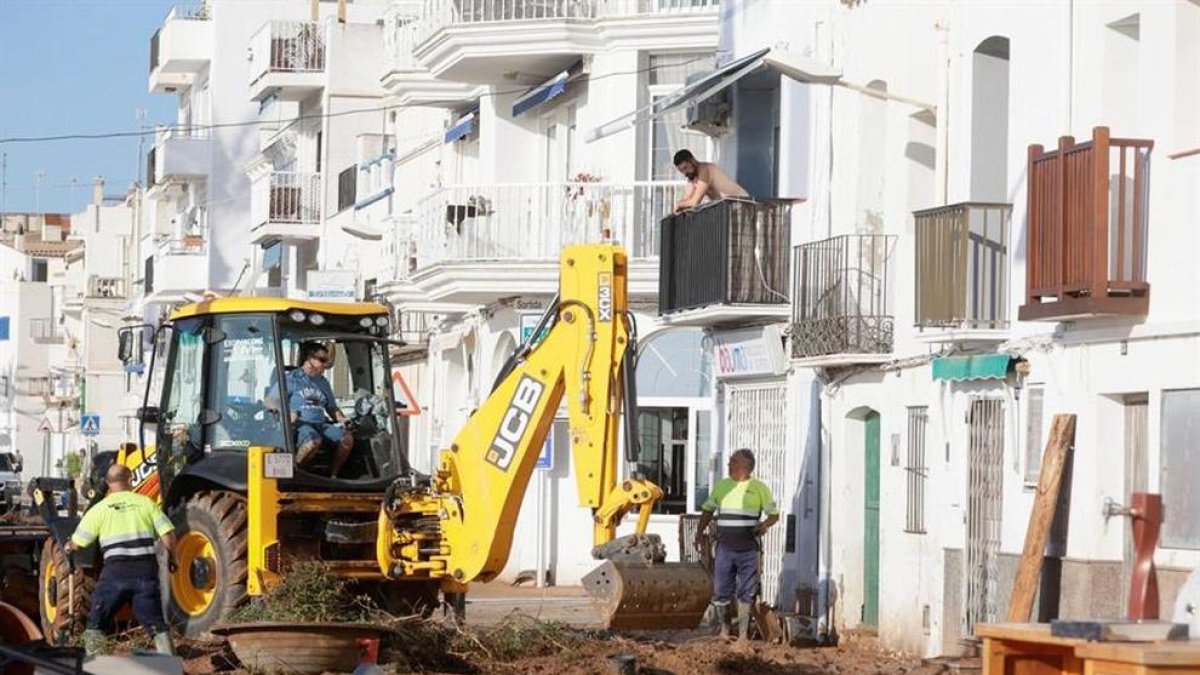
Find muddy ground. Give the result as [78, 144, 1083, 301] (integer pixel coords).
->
[153, 583, 956, 674]
[177, 625, 956, 674]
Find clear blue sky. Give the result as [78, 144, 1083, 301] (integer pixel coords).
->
[0, 0, 179, 214]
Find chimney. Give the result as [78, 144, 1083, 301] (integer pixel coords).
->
[92, 177, 105, 206]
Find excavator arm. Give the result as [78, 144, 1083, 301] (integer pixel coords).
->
[378, 244, 711, 628]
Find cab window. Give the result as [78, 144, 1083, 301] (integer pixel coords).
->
[208, 314, 285, 451]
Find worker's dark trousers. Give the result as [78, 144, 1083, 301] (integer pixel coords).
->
[88, 574, 167, 634]
[712, 546, 759, 604]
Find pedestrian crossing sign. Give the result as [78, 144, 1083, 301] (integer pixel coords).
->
[81, 414, 100, 436]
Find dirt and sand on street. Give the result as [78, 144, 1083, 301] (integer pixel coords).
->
[172, 582, 959, 674]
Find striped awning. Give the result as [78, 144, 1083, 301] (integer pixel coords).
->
[512, 61, 583, 117]
[444, 110, 478, 143]
[931, 354, 1013, 382]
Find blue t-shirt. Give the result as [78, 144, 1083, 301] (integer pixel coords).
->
[284, 368, 339, 424]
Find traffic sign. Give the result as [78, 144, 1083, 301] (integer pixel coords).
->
[535, 435, 553, 471]
[81, 414, 101, 436]
[37, 417, 53, 434]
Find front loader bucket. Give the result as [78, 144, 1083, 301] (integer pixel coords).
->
[583, 560, 712, 630]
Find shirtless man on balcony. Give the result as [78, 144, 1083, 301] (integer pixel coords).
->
[673, 149, 749, 213]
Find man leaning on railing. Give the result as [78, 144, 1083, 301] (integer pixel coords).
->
[672, 149, 749, 213]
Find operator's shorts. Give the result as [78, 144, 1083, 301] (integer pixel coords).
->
[295, 422, 345, 449]
[712, 546, 759, 605]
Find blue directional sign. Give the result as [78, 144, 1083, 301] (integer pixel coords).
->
[535, 435, 554, 471]
[80, 414, 101, 436]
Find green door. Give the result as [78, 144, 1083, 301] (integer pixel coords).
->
[863, 412, 881, 627]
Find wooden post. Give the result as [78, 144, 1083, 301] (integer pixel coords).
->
[311, 0, 319, 22]
[1091, 127, 1111, 301]
[1057, 136, 1074, 302]
[1026, 144, 1044, 306]
[1006, 414, 1077, 623]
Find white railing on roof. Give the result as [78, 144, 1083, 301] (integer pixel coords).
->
[594, 0, 718, 16]
[409, 181, 684, 269]
[248, 21, 326, 85]
[413, 0, 594, 46]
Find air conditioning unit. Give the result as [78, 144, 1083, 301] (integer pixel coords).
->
[685, 74, 732, 136]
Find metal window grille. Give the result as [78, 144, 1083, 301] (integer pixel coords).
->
[1023, 386, 1045, 484]
[905, 406, 928, 534]
[964, 398, 1005, 637]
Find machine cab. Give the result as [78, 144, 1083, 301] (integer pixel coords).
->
[123, 299, 408, 499]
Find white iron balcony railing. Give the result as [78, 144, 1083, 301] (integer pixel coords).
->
[252, 171, 322, 227]
[594, 0, 718, 17]
[155, 124, 210, 146]
[411, 181, 684, 268]
[413, 0, 595, 46]
[248, 21, 326, 85]
[386, 11, 424, 71]
[88, 276, 127, 299]
[29, 318, 63, 343]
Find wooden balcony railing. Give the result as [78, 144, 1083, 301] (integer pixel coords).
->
[658, 198, 792, 314]
[1019, 126, 1153, 321]
[914, 202, 1011, 330]
[792, 234, 896, 359]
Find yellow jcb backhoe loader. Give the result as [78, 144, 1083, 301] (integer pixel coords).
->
[36, 243, 710, 641]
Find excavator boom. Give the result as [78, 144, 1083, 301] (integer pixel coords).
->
[379, 244, 711, 629]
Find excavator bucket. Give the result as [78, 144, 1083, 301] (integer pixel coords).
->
[583, 560, 712, 630]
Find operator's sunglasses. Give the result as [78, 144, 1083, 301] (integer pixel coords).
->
[310, 354, 330, 364]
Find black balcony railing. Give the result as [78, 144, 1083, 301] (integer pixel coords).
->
[792, 234, 896, 359]
[658, 198, 792, 314]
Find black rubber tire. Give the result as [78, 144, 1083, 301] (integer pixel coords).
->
[163, 490, 248, 637]
[38, 538, 95, 645]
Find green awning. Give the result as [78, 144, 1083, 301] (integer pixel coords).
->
[932, 354, 1013, 382]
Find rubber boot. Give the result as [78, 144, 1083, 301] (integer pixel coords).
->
[153, 631, 175, 656]
[715, 603, 731, 638]
[737, 601, 753, 641]
[82, 629, 105, 657]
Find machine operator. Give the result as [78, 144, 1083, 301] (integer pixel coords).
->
[694, 448, 779, 641]
[280, 341, 355, 477]
[66, 464, 177, 656]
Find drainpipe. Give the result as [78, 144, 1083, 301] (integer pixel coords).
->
[935, 19, 951, 204]
[812, 373, 833, 642]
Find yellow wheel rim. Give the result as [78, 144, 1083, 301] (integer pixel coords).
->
[43, 558, 57, 624]
[171, 532, 217, 616]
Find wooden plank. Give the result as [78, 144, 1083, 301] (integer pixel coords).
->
[1007, 414, 1078, 623]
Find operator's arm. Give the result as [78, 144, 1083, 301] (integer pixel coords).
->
[674, 181, 708, 213]
[152, 505, 179, 572]
[755, 482, 780, 536]
[65, 505, 100, 553]
[693, 485, 721, 550]
[320, 378, 347, 424]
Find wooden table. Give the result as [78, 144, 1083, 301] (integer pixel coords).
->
[979, 623, 1200, 675]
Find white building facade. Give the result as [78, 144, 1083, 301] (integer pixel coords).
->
[611, 0, 1200, 657]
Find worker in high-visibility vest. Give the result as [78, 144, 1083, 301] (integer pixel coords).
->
[66, 464, 178, 656]
[694, 448, 779, 640]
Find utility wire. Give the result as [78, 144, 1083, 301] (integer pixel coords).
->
[0, 57, 707, 146]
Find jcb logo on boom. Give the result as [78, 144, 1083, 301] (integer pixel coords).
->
[485, 376, 545, 471]
[131, 460, 156, 488]
[597, 273, 613, 323]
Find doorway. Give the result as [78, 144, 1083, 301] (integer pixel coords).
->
[863, 411, 881, 628]
[1121, 394, 1149, 614]
[964, 398, 1005, 636]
